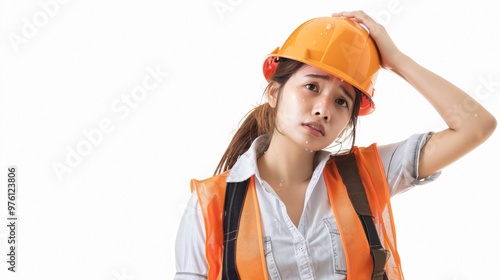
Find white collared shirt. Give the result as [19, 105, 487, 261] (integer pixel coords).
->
[175, 133, 440, 280]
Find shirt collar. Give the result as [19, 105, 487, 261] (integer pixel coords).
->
[226, 135, 333, 183]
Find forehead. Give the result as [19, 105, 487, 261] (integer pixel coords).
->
[296, 64, 356, 93]
[297, 64, 330, 76]
[297, 65, 352, 84]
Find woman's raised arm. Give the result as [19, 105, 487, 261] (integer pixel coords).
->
[333, 10, 497, 178]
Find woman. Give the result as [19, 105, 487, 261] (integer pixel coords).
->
[174, 11, 496, 279]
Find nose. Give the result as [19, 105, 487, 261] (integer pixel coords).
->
[314, 99, 330, 122]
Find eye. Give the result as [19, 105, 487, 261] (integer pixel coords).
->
[336, 98, 349, 108]
[305, 83, 319, 92]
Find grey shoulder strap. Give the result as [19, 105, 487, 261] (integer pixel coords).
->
[334, 154, 389, 280]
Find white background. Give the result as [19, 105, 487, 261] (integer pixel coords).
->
[0, 0, 499, 279]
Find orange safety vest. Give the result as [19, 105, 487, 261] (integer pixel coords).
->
[191, 144, 404, 279]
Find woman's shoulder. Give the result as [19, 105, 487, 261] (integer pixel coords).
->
[327, 143, 380, 160]
[190, 170, 231, 192]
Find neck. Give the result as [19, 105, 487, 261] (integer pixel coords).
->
[257, 133, 316, 188]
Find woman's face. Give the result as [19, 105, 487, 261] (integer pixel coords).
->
[269, 64, 356, 152]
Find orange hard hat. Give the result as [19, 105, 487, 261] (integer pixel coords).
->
[263, 17, 380, 116]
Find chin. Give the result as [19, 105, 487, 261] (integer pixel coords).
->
[301, 142, 328, 152]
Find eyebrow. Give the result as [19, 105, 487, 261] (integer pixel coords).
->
[305, 74, 355, 102]
[340, 85, 355, 103]
[305, 74, 330, 80]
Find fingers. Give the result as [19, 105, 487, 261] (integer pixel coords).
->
[332, 10, 369, 19]
[331, 10, 400, 70]
[332, 10, 362, 19]
[332, 11, 384, 37]
[332, 11, 371, 25]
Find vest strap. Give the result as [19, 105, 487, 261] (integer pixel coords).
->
[335, 154, 388, 280]
[222, 180, 249, 280]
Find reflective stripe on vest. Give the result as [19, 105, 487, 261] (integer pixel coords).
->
[190, 144, 404, 279]
[333, 153, 388, 280]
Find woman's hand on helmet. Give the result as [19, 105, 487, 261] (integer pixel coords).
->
[334, 12, 496, 180]
[332, 10, 405, 72]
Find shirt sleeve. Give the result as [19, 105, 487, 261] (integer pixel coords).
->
[377, 132, 442, 197]
[174, 192, 208, 280]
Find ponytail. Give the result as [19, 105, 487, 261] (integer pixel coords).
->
[214, 103, 276, 175]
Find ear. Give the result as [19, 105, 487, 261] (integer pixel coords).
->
[266, 81, 280, 108]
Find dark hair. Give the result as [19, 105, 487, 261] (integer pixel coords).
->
[214, 58, 361, 175]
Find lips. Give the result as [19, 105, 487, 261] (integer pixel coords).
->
[303, 122, 325, 136]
